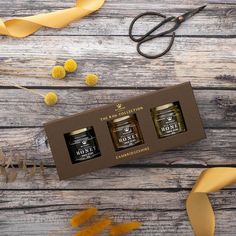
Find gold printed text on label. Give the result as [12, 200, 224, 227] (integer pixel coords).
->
[115, 146, 150, 160]
[100, 106, 144, 121]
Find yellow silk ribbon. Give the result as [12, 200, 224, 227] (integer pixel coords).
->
[0, 0, 105, 38]
[187, 168, 236, 236]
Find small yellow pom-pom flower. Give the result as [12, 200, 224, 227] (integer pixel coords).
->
[64, 59, 78, 73]
[44, 92, 58, 106]
[85, 74, 99, 87]
[51, 65, 66, 80]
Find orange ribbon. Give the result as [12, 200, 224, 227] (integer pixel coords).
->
[187, 168, 236, 236]
[0, 0, 105, 38]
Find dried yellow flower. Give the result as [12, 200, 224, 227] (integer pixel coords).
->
[44, 92, 58, 106]
[85, 74, 99, 87]
[64, 59, 78, 72]
[74, 218, 111, 236]
[51, 65, 66, 80]
[110, 221, 142, 236]
[70, 208, 97, 228]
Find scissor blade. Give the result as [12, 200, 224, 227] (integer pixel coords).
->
[181, 5, 207, 21]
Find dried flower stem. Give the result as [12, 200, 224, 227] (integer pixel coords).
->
[0, 80, 44, 97]
[0, 80, 58, 106]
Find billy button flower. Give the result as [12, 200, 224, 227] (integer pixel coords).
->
[64, 59, 78, 73]
[51, 65, 66, 80]
[85, 74, 99, 87]
[44, 92, 58, 106]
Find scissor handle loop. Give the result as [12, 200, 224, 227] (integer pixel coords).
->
[137, 32, 175, 59]
[129, 11, 167, 42]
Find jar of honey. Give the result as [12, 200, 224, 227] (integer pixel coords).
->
[151, 103, 186, 138]
[108, 115, 144, 151]
[65, 127, 101, 164]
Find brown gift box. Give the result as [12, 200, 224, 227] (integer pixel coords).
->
[44, 82, 206, 180]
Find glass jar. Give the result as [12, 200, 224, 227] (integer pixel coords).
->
[65, 127, 101, 164]
[151, 103, 186, 138]
[108, 115, 144, 151]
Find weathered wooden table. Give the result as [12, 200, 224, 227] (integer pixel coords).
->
[0, 0, 235, 235]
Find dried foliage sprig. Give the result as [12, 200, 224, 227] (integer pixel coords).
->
[74, 218, 112, 236]
[70, 207, 97, 227]
[0, 147, 45, 183]
[110, 221, 142, 236]
[49, 207, 142, 236]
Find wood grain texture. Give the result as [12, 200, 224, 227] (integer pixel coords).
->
[0, 89, 235, 128]
[0, 0, 235, 235]
[0, 0, 235, 36]
[0, 128, 235, 165]
[0, 37, 235, 88]
[1, 167, 236, 190]
[1, 190, 236, 235]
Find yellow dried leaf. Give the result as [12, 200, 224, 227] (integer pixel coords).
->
[110, 221, 142, 236]
[74, 218, 111, 236]
[70, 207, 97, 227]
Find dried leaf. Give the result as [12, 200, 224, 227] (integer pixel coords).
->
[6, 169, 17, 183]
[5, 156, 13, 169]
[15, 155, 22, 167]
[0, 166, 6, 176]
[18, 159, 24, 169]
[22, 159, 27, 171]
[29, 162, 36, 178]
[0, 148, 5, 163]
[39, 161, 45, 176]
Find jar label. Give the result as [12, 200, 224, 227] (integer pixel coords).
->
[116, 124, 140, 147]
[65, 128, 100, 163]
[158, 114, 180, 136]
[72, 136, 99, 161]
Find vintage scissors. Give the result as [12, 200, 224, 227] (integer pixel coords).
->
[129, 5, 206, 59]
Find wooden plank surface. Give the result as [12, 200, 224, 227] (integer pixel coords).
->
[0, 0, 235, 36]
[0, 37, 235, 88]
[0, 128, 235, 165]
[0, 89, 235, 128]
[0, 0, 235, 235]
[1, 190, 236, 235]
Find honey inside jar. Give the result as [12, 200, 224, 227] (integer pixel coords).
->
[108, 114, 144, 151]
[151, 102, 186, 138]
[64, 127, 101, 164]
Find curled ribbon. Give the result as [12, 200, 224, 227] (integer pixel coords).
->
[187, 168, 236, 236]
[0, 0, 105, 38]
